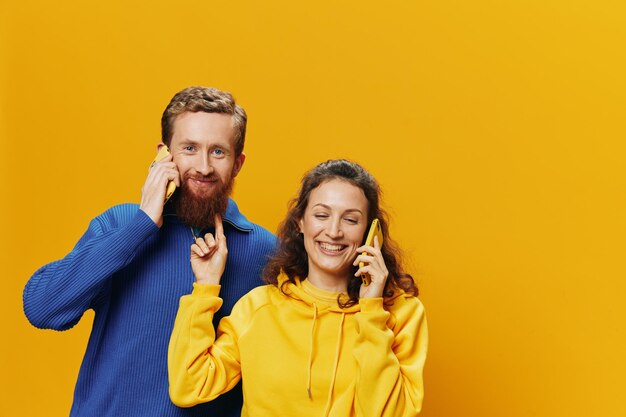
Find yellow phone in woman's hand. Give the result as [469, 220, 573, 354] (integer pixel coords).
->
[360, 218, 383, 286]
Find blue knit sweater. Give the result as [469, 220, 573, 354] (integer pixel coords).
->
[23, 200, 276, 417]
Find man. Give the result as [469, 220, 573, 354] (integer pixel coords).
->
[23, 86, 276, 417]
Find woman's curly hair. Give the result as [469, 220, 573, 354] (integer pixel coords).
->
[264, 159, 418, 308]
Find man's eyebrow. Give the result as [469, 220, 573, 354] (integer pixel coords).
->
[178, 139, 201, 146]
[178, 139, 232, 149]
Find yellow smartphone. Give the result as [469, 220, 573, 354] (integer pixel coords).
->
[150, 146, 177, 202]
[359, 218, 383, 286]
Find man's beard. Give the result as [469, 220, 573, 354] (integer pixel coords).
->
[172, 173, 234, 229]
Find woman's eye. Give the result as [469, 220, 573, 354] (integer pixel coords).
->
[314, 214, 329, 219]
[345, 218, 358, 224]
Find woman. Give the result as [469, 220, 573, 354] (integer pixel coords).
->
[168, 159, 428, 417]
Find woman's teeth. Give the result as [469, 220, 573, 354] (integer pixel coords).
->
[319, 242, 345, 252]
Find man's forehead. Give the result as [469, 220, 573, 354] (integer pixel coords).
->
[171, 112, 236, 147]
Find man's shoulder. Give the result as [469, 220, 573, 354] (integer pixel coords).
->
[92, 203, 142, 229]
[234, 221, 277, 259]
[98, 203, 140, 219]
[246, 221, 276, 243]
[227, 220, 276, 262]
[225, 199, 276, 245]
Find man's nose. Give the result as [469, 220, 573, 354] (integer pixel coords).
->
[197, 154, 214, 176]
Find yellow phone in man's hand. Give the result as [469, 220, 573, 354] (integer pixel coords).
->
[150, 146, 177, 202]
[359, 218, 383, 286]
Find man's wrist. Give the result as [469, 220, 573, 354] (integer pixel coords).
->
[139, 206, 163, 228]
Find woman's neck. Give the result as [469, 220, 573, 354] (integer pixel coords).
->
[306, 271, 349, 293]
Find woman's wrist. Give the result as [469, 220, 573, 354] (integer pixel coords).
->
[195, 276, 221, 285]
[191, 282, 221, 297]
[359, 282, 385, 299]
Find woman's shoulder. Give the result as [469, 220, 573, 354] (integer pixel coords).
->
[384, 291, 426, 328]
[235, 284, 283, 314]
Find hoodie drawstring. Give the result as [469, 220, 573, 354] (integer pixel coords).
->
[322, 312, 345, 417]
[307, 303, 318, 399]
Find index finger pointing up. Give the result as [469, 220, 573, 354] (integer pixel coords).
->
[214, 214, 225, 238]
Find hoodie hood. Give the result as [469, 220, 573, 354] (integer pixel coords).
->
[277, 273, 361, 314]
[277, 272, 407, 313]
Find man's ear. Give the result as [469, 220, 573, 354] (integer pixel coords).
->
[232, 152, 246, 178]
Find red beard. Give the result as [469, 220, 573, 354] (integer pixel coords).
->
[172, 173, 234, 229]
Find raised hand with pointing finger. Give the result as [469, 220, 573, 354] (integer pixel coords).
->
[190, 214, 228, 285]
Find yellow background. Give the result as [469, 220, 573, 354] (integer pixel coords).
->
[1, 1, 625, 416]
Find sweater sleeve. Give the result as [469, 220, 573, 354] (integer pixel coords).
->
[168, 283, 251, 408]
[353, 296, 428, 417]
[23, 208, 159, 330]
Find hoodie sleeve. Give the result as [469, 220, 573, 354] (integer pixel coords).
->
[353, 296, 428, 417]
[168, 283, 252, 407]
[22, 207, 158, 330]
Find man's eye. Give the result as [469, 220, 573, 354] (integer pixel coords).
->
[212, 148, 225, 156]
[184, 146, 195, 152]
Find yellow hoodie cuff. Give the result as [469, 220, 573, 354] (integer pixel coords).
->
[358, 297, 385, 312]
[191, 283, 222, 297]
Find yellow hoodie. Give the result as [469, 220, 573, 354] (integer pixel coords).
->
[168, 274, 428, 417]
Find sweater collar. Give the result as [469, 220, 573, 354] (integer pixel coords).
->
[164, 198, 253, 233]
[222, 199, 254, 232]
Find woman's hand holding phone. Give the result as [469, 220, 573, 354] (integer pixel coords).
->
[355, 236, 388, 298]
[191, 215, 228, 285]
[354, 219, 388, 299]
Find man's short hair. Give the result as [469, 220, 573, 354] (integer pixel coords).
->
[161, 86, 247, 156]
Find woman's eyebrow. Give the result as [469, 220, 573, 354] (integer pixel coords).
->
[311, 203, 364, 214]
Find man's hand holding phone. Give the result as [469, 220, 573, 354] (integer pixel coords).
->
[140, 146, 180, 228]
